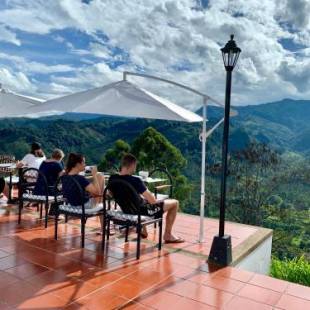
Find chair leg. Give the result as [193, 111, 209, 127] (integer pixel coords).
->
[8, 174, 13, 203]
[54, 213, 59, 240]
[107, 219, 110, 241]
[44, 203, 49, 228]
[154, 223, 157, 229]
[158, 219, 163, 251]
[18, 200, 23, 224]
[102, 215, 105, 251]
[81, 218, 86, 248]
[65, 214, 68, 223]
[39, 203, 43, 219]
[136, 224, 141, 260]
[125, 225, 129, 242]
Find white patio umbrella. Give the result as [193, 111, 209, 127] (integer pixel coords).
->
[0, 84, 44, 118]
[26, 80, 202, 122]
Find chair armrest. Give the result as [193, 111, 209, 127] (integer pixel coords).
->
[155, 184, 172, 191]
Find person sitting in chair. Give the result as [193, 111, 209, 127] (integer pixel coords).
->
[62, 153, 105, 233]
[0, 177, 9, 200]
[21, 142, 46, 169]
[113, 153, 184, 243]
[34, 148, 65, 196]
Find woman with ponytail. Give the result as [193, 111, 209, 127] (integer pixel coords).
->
[62, 153, 105, 232]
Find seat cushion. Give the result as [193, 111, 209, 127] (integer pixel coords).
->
[107, 209, 152, 223]
[23, 193, 55, 202]
[59, 204, 103, 215]
[4, 176, 19, 184]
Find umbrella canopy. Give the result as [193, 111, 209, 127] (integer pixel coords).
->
[26, 80, 202, 123]
[0, 85, 44, 118]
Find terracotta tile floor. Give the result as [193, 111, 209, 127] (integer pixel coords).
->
[0, 201, 309, 309]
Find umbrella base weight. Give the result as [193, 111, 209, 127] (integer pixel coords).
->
[208, 234, 232, 266]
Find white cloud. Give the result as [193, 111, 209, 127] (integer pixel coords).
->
[0, 24, 20, 45]
[0, 67, 37, 94]
[51, 61, 122, 91]
[0, 52, 75, 74]
[89, 42, 111, 59]
[277, 0, 310, 29]
[0, 0, 310, 106]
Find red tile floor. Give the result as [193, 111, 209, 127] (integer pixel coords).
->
[0, 202, 309, 309]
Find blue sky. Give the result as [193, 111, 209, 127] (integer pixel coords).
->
[0, 0, 309, 108]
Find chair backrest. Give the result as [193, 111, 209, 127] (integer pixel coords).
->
[56, 175, 86, 209]
[149, 167, 173, 197]
[105, 176, 143, 215]
[19, 167, 49, 196]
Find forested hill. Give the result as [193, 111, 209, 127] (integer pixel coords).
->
[0, 98, 310, 165]
[234, 99, 310, 154]
[205, 98, 310, 155]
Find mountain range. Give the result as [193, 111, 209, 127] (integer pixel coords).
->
[0, 98, 309, 166]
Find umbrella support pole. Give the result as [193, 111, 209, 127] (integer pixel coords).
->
[199, 97, 207, 243]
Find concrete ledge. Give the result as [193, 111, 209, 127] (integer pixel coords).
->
[231, 226, 273, 266]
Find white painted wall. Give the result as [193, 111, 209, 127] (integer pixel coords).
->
[235, 236, 273, 275]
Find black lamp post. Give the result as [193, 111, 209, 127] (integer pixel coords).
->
[208, 34, 241, 266]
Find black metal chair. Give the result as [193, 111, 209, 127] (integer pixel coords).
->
[149, 167, 173, 200]
[0, 155, 17, 203]
[53, 175, 104, 248]
[18, 167, 52, 227]
[103, 176, 164, 259]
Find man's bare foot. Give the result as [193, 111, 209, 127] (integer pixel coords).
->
[141, 226, 148, 239]
[164, 234, 185, 243]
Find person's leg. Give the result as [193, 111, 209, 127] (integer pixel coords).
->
[89, 198, 115, 236]
[0, 178, 9, 199]
[93, 173, 105, 203]
[2, 183, 9, 199]
[141, 200, 180, 240]
[88, 198, 103, 228]
[163, 199, 182, 241]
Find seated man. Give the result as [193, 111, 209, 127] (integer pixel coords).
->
[113, 153, 184, 243]
[21, 142, 46, 169]
[0, 177, 9, 200]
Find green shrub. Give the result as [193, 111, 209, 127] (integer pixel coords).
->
[270, 256, 310, 287]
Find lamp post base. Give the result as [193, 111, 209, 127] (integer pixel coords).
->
[208, 235, 232, 266]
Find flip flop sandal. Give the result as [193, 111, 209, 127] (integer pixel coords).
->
[164, 238, 185, 244]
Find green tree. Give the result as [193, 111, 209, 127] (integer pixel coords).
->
[131, 127, 186, 173]
[227, 143, 282, 225]
[131, 127, 191, 208]
[98, 139, 130, 172]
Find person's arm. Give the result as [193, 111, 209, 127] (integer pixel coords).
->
[142, 189, 157, 205]
[85, 166, 101, 196]
[85, 183, 100, 196]
[56, 163, 65, 177]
